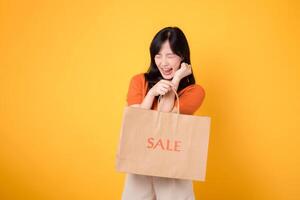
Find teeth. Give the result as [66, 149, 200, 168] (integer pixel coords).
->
[163, 70, 172, 75]
[161, 68, 172, 75]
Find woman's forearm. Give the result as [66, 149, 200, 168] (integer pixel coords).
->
[140, 91, 156, 110]
[135, 77, 181, 111]
[158, 77, 181, 112]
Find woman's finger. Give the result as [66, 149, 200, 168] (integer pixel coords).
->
[160, 84, 171, 90]
[160, 87, 168, 93]
[160, 80, 174, 86]
[160, 81, 174, 88]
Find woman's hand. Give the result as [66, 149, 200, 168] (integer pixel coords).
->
[149, 80, 175, 97]
[173, 62, 192, 81]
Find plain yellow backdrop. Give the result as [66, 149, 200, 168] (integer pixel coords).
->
[0, 0, 299, 199]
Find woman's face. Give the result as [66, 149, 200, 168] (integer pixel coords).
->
[154, 40, 183, 80]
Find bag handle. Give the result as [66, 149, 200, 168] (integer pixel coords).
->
[157, 87, 180, 114]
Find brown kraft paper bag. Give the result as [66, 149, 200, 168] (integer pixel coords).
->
[116, 89, 211, 181]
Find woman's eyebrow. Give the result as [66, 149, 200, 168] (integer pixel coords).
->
[156, 53, 174, 55]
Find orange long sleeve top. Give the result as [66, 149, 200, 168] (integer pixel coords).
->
[126, 73, 205, 115]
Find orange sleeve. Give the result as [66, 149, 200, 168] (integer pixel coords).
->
[126, 74, 144, 106]
[174, 85, 205, 115]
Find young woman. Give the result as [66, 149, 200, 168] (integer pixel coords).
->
[122, 26, 205, 200]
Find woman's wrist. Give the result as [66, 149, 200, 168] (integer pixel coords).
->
[148, 89, 156, 97]
[140, 89, 156, 110]
[173, 73, 182, 82]
[171, 76, 181, 90]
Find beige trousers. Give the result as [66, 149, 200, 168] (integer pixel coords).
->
[121, 173, 195, 200]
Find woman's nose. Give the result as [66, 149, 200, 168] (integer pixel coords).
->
[161, 58, 169, 66]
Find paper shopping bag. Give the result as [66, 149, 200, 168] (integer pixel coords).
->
[115, 89, 211, 181]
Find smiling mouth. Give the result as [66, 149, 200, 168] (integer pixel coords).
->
[161, 68, 173, 75]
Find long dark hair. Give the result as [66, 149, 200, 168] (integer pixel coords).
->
[144, 26, 196, 95]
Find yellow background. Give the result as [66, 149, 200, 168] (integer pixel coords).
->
[0, 0, 299, 199]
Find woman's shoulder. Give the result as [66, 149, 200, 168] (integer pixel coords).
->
[128, 73, 147, 91]
[179, 83, 205, 97]
[130, 73, 146, 83]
